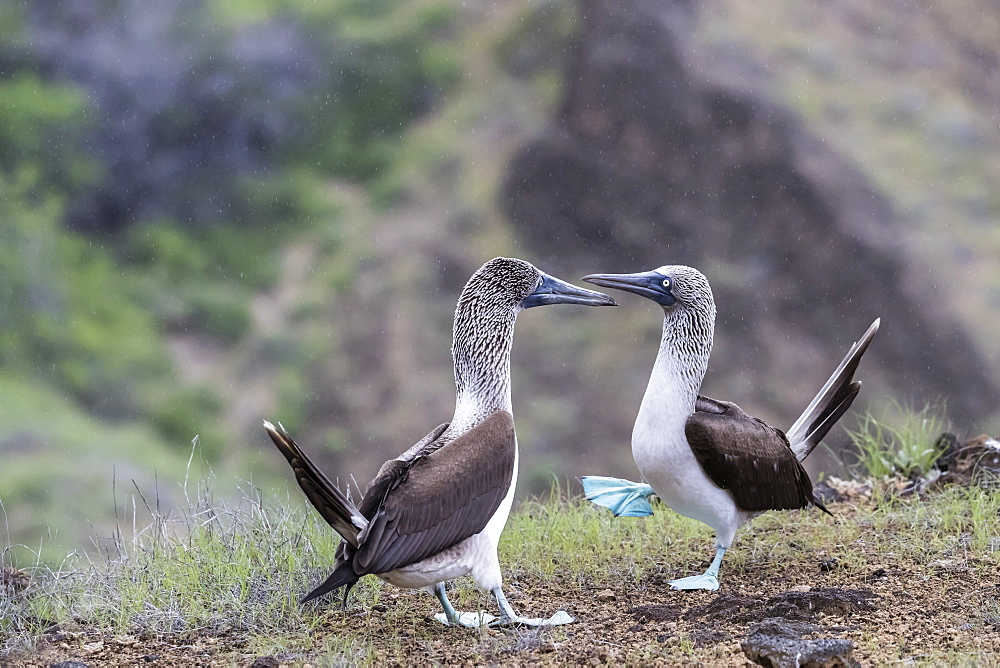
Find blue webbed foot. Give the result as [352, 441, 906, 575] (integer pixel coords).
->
[668, 573, 720, 591]
[433, 611, 497, 627]
[580, 476, 655, 517]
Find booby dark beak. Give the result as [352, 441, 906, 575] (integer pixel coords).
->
[521, 272, 618, 309]
[582, 271, 677, 307]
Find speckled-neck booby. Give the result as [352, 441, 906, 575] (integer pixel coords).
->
[580, 265, 878, 591]
[264, 257, 616, 626]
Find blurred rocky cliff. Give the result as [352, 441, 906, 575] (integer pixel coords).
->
[505, 0, 1000, 433]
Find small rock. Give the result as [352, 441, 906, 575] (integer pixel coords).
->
[819, 558, 838, 572]
[742, 634, 859, 668]
[80, 641, 104, 654]
[790, 585, 812, 593]
[812, 481, 841, 504]
[934, 432, 960, 471]
[250, 658, 279, 668]
[596, 589, 617, 602]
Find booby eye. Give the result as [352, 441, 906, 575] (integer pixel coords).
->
[662, 278, 671, 289]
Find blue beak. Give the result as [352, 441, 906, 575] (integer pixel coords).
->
[521, 272, 618, 309]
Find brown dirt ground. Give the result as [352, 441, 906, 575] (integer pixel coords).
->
[9, 503, 1000, 667]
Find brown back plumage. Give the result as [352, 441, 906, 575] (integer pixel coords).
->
[686, 397, 828, 514]
[353, 409, 516, 575]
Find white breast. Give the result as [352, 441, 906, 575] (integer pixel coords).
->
[632, 357, 744, 540]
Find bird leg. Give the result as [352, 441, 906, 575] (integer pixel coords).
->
[669, 545, 726, 591]
[429, 583, 574, 628]
[431, 582, 496, 627]
[488, 587, 574, 627]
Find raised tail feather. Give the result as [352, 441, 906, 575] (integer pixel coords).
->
[263, 420, 367, 547]
[785, 319, 880, 462]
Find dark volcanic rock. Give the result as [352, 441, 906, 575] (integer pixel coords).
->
[684, 592, 761, 624]
[684, 588, 877, 625]
[503, 0, 999, 430]
[764, 588, 877, 618]
[935, 432, 961, 471]
[742, 634, 860, 668]
[250, 658, 280, 668]
[936, 434, 1000, 487]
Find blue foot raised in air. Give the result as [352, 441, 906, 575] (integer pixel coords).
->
[580, 476, 656, 517]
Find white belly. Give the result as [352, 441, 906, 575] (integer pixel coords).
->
[632, 409, 745, 545]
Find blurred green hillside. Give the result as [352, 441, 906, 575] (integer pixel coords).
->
[1, 0, 998, 566]
[0, 0, 580, 563]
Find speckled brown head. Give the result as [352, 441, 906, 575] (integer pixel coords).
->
[583, 265, 716, 380]
[457, 257, 617, 318]
[449, 257, 616, 429]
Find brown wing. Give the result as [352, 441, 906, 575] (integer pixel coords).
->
[686, 398, 819, 513]
[352, 410, 516, 576]
[358, 422, 449, 521]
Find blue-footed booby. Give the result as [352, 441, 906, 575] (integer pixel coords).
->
[579, 265, 878, 591]
[264, 257, 616, 626]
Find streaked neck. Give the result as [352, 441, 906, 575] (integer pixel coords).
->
[644, 307, 714, 419]
[449, 306, 516, 434]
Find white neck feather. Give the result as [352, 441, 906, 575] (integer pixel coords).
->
[632, 306, 715, 473]
[639, 313, 711, 420]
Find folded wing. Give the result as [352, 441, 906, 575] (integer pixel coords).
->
[686, 399, 826, 514]
[354, 410, 516, 576]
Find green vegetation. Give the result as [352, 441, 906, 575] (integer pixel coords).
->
[3, 478, 1000, 664]
[846, 402, 949, 479]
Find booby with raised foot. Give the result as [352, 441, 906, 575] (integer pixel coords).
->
[579, 265, 878, 591]
[265, 257, 616, 626]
